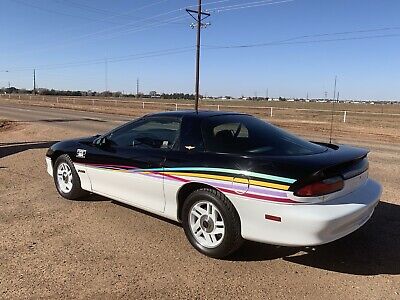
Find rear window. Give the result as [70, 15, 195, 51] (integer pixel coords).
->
[201, 115, 326, 156]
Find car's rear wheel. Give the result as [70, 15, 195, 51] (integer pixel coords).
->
[182, 188, 243, 258]
[53, 154, 88, 200]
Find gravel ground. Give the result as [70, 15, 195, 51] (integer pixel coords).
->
[0, 113, 399, 299]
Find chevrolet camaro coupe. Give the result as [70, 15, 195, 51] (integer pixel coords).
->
[45, 111, 382, 258]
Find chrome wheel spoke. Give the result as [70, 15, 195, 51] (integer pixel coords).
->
[203, 232, 212, 245]
[209, 234, 217, 244]
[209, 203, 216, 218]
[213, 227, 224, 235]
[192, 219, 201, 233]
[215, 220, 224, 227]
[195, 228, 203, 238]
[194, 206, 207, 217]
[206, 202, 212, 214]
[192, 209, 202, 219]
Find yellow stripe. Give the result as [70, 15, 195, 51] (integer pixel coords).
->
[163, 172, 289, 191]
[165, 172, 232, 182]
[249, 179, 289, 191]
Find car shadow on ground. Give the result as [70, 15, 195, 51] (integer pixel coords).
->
[111, 200, 181, 227]
[230, 201, 400, 275]
[10, 118, 107, 123]
[40, 118, 107, 123]
[78, 194, 110, 202]
[0, 141, 58, 159]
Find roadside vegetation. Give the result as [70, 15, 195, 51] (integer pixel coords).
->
[0, 119, 11, 131]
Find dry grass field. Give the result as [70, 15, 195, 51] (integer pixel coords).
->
[1, 94, 399, 144]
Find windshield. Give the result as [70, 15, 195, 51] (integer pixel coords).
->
[202, 114, 327, 156]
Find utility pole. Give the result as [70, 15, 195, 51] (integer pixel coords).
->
[187, 0, 210, 112]
[3, 70, 10, 89]
[105, 58, 108, 93]
[136, 78, 139, 98]
[266, 88, 269, 100]
[333, 75, 337, 101]
[329, 76, 338, 144]
[33, 69, 36, 95]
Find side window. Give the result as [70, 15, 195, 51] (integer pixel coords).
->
[107, 117, 181, 150]
[204, 121, 250, 153]
[202, 115, 326, 155]
[213, 123, 249, 138]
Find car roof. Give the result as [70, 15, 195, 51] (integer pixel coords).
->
[145, 110, 248, 120]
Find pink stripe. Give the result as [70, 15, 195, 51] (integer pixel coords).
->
[162, 173, 190, 182]
[219, 188, 299, 204]
[85, 163, 138, 170]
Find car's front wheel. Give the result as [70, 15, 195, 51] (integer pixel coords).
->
[53, 154, 88, 200]
[182, 188, 243, 258]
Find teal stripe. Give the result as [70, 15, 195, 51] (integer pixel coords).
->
[141, 167, 296, 184]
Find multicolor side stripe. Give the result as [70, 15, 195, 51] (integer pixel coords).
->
[82, 163, 300, 204]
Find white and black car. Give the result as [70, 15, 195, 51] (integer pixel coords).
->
[46, 111, 382, 258]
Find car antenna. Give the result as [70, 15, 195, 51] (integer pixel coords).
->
[329, 76, 338, 144]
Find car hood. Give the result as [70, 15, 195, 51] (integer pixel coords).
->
[46, 135, 99, 156]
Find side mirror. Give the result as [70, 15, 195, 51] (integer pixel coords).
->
[93, 136, 109, 147]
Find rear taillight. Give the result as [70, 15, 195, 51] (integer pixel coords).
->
[295, 176, 344, 197]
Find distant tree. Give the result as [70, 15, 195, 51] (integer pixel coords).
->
[5, 87, 18, 93]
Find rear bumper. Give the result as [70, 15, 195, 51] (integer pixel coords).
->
[231, 178, 382, 246]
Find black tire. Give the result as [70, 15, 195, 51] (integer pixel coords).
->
[53, 154, 88, 200]
[182, 188, 244, 259]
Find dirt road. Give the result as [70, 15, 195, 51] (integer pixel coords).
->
[0, 104, 399, 299]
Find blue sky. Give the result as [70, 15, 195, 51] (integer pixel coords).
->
[1, 0, 400, 100]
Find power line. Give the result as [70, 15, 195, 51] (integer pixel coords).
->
[6, 18, 187, 59]
[4, 25, 400, 73]
[88, 0, 292, 47]
[2, 0, 180, 56]
[54, 0, 173, 22]
[12, 0, 121, 25]
[83, 14, 191, 44]
[204, 27, 400, 49]
[1, 47, 195, 72]
[3, 0, 242, 58]
[56, 0, 130, 18]
[208, 0, 294, 12]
